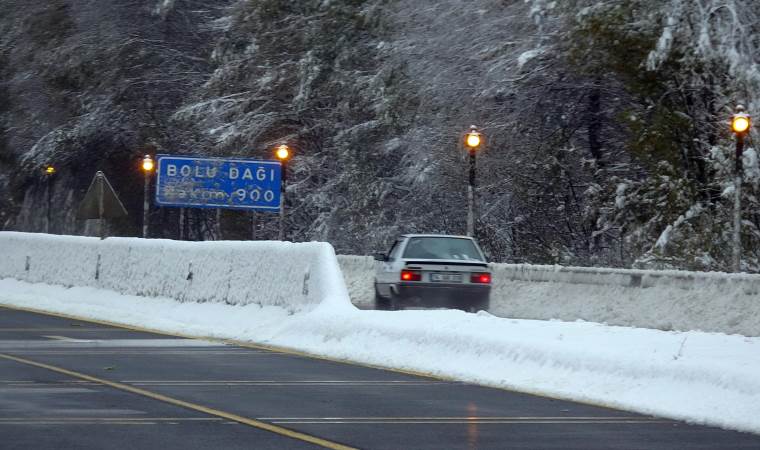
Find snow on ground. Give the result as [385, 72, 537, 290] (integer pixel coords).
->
[1, 278, 759, 434]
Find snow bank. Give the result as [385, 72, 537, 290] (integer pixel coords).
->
[1, 279, 759, 434]
[0, 232, 352, 312]
[338, 256, 760, 335]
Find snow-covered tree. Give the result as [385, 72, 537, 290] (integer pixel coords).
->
[556, 0, 760, 270]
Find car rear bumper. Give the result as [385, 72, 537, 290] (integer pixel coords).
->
[394, 283, 490, 308]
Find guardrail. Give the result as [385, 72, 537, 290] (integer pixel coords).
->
[491, 263, 760, 294]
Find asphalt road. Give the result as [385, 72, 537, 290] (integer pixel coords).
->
[1, 305, 759, 450]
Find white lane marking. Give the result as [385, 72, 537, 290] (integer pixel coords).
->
[0, 386, 95, 394]
[0, 417, 223, 422]
[0, 421, 158, 426]
[121, 380, 456, 385]
[3, 379, 455, 387]
[259, 416, 672, 425]
[269, 420, 673, 425]
[0, 328, 130, 332]
[258, 416, 663, 421]
[13, 351, 259, 355]
[0, 339, 226, 349]
[42, 336, 93, 343]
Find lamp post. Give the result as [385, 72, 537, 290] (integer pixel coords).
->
[44, 165, 56, 233]
[731, 106, 751, 272]
[141, 154, 155, 238]
[464, 125, 483, 237]
[275, 144, 291, 241]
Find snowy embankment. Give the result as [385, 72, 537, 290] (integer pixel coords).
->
[1, 232, 759, 434]
[339, 256, 760, 336]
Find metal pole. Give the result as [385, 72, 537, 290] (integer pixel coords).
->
[179, 208, 185, 241]
[216, 209, 223, 240]
[251, 211, 257, 240]
[466, 150, 476, 237]
[142, 173, 150, 238]
[279, 161, 287, 241]
[46, 179, 52, 234]
[733, 134, 744, 272]
[98, 173, 105, 240]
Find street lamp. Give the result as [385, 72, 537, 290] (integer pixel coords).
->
[43, 165, 56, 233]
[731, 106, 751, 272]
[276, 144, 291, 161]
[275, 144, 292, 241]
[141, 154, 155, 238]
[463, 125, 483, 237]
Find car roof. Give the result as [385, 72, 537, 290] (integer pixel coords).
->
[400, 234, 474, 240]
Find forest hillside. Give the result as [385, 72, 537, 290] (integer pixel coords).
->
[1, 0, 759, 271]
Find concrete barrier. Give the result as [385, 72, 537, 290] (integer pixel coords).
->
[0, 232, 351, 313]
[493, 263, 760, 293]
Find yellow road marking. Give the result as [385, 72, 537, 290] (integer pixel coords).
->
[0, 352, 356, 450]
[0, 303, 649, 415]
[42, 335, 88, 342]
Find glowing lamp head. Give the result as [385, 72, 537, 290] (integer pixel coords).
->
[732, 114, 751, 134]
[464, 125, 482, 150]
[141, 155, 155, 172]
[275, 144, 291, 161]
[44, 165, 56, 175]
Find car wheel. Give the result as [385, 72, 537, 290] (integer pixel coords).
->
[465, 301, 489, 313]
[374, 285, 393, 310]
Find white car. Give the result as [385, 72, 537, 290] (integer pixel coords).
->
[373, 234, 491, 311]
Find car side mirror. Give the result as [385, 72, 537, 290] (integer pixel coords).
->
[373, 252, 387, 262]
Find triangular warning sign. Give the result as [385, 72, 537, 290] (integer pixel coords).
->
[76, 171, 128, 220]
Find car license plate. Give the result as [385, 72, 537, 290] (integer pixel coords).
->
[431, 273, 462, 282]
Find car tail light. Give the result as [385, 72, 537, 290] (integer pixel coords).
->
[400, 270, 422, 282]
[471, 273, 491, 284]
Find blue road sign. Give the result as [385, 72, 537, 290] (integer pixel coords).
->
[155, 155, 282, 211]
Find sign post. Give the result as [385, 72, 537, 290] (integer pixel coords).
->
[76, 171, 128, 239]
[155, 156, 283, 239]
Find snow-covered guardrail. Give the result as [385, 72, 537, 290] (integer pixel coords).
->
[337, 256, 760, 336]
[493, 263, 760, 292]
[0, 232, 351, 312]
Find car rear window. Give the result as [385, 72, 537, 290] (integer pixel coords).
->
[402, 237, 483, 261]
